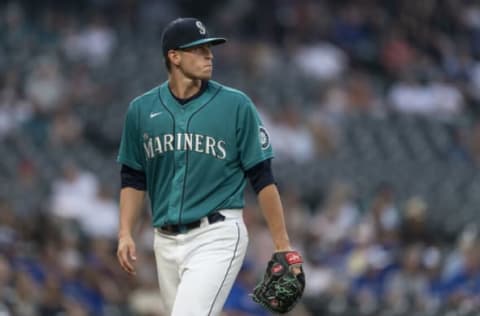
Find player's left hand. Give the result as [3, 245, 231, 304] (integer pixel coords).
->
[117, 235, 137, 275]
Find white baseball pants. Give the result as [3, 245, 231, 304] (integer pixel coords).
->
[153, 209, 248, 316]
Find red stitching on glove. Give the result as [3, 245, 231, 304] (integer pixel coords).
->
[271, 263, 283, 274]
[285, 251, 303, 265]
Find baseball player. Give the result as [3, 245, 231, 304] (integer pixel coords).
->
[116, 17, 300, 315]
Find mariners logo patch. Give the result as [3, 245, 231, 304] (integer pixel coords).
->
[196, 21, 206, 35]
[259, 127, 270, 150]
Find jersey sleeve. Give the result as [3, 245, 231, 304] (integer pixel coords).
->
[236, 97, 274, 170]
[117, 101, 144, 171]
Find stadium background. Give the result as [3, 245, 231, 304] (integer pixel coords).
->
[1, 0, 480, 315]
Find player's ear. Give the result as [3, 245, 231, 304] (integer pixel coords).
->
[167, 50, 181, 67]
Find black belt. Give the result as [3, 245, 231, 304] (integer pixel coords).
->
[159, 212, 225, 235]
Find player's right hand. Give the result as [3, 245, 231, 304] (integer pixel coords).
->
[117, 235, 137, 276]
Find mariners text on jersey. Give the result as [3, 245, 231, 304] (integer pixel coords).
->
[143, 133, 227, 159]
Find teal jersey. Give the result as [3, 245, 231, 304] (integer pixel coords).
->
[117, 80, 274, 227]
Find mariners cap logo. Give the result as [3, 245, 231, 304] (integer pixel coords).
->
[259, 127, 270, 150]
[196, 21, 206, 35]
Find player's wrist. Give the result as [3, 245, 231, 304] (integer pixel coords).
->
[273, 239, 292, 252]
[275, 248, 292, 252]
[118, 230, 133, 239]
[274, 245, 292, 252]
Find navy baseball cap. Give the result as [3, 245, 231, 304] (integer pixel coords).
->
[161, 18, 226, 57]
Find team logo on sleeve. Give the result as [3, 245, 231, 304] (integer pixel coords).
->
[259, 127, 270, 150]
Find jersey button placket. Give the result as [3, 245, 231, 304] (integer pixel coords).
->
[166, 110, 185, 224]
[175, 112, 188, 224]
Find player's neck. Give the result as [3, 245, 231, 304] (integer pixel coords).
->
[168, 75, 202, 100]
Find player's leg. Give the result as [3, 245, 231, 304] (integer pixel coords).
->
[171, 211, 249, 316]
[153, 231, 182, 315]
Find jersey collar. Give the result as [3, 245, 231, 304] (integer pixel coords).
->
[168, 80, 209, 105]
[159, 80, 220, 114]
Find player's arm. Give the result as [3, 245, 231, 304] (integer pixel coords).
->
[248, 161, 305, 313]
[246, 159, 291, 251]
[257, 184, 291, 251]
[117, 164, 146, 275]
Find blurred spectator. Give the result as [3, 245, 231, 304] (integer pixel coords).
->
[67, 63, 97, 104]
[50, 162, 99, 221]
[79, 14, 116, 67]
[49, 106, 84, 147]
[422, 246, 445, 313]
[362, 183, 400, 246]
[0, 69, 33, 139]
[349, 245, 394, 314]
[10, 270, 39, 316]
[38, 274, 65, 315]
[443, 241, 480, 308]
[344, 72, 384, 115]
[385, 245, 428, 313]
[78, 186, 118, 239]
[400, 196, 448, 247]
[443, 225, 478, 282]
[0, 255, 13, 314]
[62, 14, 116, 67]
[345, 223, 376, 279]
[388, 72, 464, 120]
[293, 42, 348, 81]
[0, 201, 19, 255]
[268, 107, 316, 163]
[2, 2, 30, 53]
[332, 3, 373, 59]
[11, 160, 41, 215]
[400, 196, 437, 246]
[302, 252, 337, 299]
[63, 298, 90, 316]
[318, 83, 350, 117]
[468, 121, 480, 165]
[380, 27, 416, 75]
[25, 56, 67, 114]
[309, 180, 359, 248]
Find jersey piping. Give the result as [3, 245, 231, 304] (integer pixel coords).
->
[207, 222, 241, 315]
[157, 88, 177, 211]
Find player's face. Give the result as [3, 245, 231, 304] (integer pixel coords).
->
[177, 44, 213, 80]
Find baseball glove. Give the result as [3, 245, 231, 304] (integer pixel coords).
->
[252, 250, 305, 314]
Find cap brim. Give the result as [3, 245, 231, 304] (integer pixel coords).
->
[178, 37, 227, 49]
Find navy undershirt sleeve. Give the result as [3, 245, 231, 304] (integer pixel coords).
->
[245, 159, 275, 194]
[121, 164, 147, 190]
